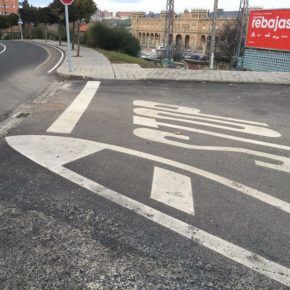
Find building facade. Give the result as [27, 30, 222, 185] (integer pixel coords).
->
[131, 9, 237, 53]
[0, 0, 18, 15]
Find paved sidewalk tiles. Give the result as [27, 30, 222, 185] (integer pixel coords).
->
[32, 40, 290, 84]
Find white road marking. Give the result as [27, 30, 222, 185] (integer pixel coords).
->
[46, 45, 64, 74]
[0, 43, 7, 55]
[151, 167, 195, 215]
[133, 127, 290, 173]
[47, 81, 100, 134]
[134, 107, 281, 138]
[0, 118, 22, 136]
[6, 135, 290, 287]
[30, 41, 65, 74]
[133, 115, 290, 151]
[134, 100, 268, 126]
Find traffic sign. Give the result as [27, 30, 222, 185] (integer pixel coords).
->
[59, 0, 74, 5]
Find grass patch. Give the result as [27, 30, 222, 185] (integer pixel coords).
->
[95, 48, 155, 68]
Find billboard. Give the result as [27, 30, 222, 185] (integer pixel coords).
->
[246, 9, 290, 51]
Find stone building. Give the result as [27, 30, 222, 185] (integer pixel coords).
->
[131, 9, 238, 53]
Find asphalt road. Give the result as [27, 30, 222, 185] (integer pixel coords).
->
[0, 40, 63, 121]
[0, 79, 290, 289]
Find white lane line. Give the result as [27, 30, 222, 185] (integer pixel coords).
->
[47, 81, 100, 134]
[46, 45, 64, 74]
[6, 135, 290, 287]
[0, 43, 7, 55]
[151, 167, 195, 215]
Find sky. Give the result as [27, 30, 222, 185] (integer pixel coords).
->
[29, 0, 290, 12]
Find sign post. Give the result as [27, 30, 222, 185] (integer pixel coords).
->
[18, 18, 23, 40]
[60, 0, 74, 72]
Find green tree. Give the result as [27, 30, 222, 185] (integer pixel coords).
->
[0, 14, 18, 39]
[6, 14, 19, 27]
[0, 16, 9, 30]
[49, 0, 65, 45]
[37, 7, 55, 41]
[86, 23, 140, 57]
[19, 0, 38, 24]
[70, 0, 97, 56]
[19, 0, 39, 39]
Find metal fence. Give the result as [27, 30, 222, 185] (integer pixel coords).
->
[243, 48, 290, 72]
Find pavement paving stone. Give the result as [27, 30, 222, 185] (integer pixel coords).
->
[31, 40, 290, 84]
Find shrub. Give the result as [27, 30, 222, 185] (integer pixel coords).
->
[86, 22, 140, 57]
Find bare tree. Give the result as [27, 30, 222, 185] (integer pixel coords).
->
[216, 20, 238, 61]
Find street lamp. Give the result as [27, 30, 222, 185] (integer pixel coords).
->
[209, 0, 218, 70]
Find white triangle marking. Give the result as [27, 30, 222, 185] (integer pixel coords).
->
[5, 135, 290, 286]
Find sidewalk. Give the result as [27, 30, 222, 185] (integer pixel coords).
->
[34, 40, 290, 84]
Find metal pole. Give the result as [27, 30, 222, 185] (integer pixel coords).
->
[65, 4, 73, 72]
[18, 17, 23, 40]
[209, 0, 218, 70]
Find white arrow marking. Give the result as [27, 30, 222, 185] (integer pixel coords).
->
[151, 167, 194, 215]
[5, 135, 290, 287]
[47, 81, 100, 134]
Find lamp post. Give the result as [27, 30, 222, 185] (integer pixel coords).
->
[209, 0, 218, 70]
[18, 15, 23, 40]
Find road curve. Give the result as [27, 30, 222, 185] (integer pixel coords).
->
[0, 43, 7, 55]
[0, 40, 63, 121]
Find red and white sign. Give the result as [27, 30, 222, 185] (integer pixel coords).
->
[59, 0, 74, 5]
[246, 9, 290, 51]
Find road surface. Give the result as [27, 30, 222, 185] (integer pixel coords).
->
[1, 78, 290, 289]
[0, 40, 63, 121]
[0, 44, 290, 289]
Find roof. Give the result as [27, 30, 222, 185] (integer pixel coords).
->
[80, 24, 88, 33]
[209, 10, 239, 19]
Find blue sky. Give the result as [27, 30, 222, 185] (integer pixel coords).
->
[28, 0, 290, 12]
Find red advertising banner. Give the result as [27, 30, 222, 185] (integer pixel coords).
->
[246, 9, 290, 51]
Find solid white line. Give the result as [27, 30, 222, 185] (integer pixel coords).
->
[61, 168, 290, 287]
[6, 134, 290, 287]
[47, 81, 100, 134]
[0, 43, 7, 55]
[46, 45, 64, 74]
